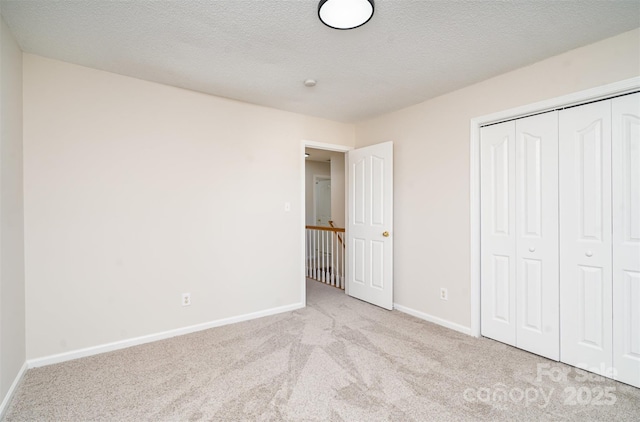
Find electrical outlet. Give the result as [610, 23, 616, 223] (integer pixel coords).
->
[182, 293, 191, 306]
[440, 288, 448, 301]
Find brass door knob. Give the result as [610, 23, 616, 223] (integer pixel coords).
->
[383, 231, 390, 237]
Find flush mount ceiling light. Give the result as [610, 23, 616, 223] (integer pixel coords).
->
[318, 0, 374, 30]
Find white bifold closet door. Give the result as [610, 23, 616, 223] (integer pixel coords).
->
[481, 121, 516, 346]
[515, 113, 559, 360]
[481, 112, 559, 360]
[559, 100, 613, 376]
[612, 93, 640, 388]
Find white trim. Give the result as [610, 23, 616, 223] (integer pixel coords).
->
[474, 77, 640, 127]
[0, 361, 28, 418]
[301, 140, 352, 305]
[342, 152, 349, 296]
[27, 302, 304, 368]
[469, 76, 640, 338]
[303, 140, 354, 153]
[394, 303, 472, 336]
[470, 120, 481, 338]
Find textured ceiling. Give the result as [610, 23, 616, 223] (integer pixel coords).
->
[1, 0, 639, 122]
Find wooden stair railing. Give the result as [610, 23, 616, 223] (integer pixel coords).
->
[305, 224, 346, 289]
[304, 225, 345, 232]
[328, 221, 346, 249]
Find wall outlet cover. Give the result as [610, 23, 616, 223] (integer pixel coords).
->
[440, 288, 448, 301]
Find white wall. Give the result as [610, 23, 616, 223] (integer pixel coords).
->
[23, 55, 354, 360]
[18, 27, 640, 362]
[304, 160, 330, 226]
[354, 28, 640, 330]
[0, 14, 25, 404]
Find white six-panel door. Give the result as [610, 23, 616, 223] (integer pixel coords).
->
[612, 93, 640, 388]
[481, 121, 517, 346]
[515, 112, 559, 361]
[481, 113, 560, 360]
[559, 100, 613, 376]
[347, 141, 393, 310]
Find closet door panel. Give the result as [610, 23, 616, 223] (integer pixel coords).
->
[481, 121, 517, 345]
[560, 100, 613, 376]
[515, 112, 559, 360]
[612, 92, 640, 388]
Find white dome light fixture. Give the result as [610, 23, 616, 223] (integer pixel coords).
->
[318, 0, 374, 30]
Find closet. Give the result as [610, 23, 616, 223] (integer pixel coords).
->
[480, 92, 639, 388]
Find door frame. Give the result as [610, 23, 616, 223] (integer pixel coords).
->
[301, 140, 353, 306]
[469, 76, 640, 338]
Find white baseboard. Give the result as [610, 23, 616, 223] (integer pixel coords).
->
[394, 303, 472, 336]
[28, 302, 305, 369]
[0, 361, 28, 419]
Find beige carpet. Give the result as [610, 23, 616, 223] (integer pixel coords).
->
[4, 279, 640, 421]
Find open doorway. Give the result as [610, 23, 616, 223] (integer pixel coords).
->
[304, 147, 347, 292]
[300, 140, 353, 304]
[300, 140, 394, 310]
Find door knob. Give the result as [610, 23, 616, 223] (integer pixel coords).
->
[586, 251, 593, 257]
[382, 231, 390, 237]
[529, 247, 535, 252]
